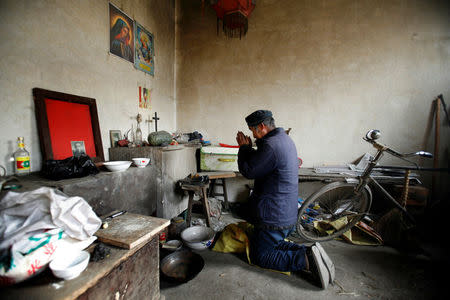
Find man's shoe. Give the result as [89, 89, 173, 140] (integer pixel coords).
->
[315, 242, 335, 284]
[305, 245, 329, 289]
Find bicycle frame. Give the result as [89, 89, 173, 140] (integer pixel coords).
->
[354, 137, 422, 223]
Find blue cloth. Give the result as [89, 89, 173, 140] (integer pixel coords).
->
[238, 127, 299, 228]
[250, 227, 307, 272]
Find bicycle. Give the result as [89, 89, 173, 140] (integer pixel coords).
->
[296, 129, 434, 242]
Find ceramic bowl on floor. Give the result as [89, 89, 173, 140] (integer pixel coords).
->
[181, 226, 215, 250]
[50, 250, 90, 280]
[103, 161, 132, 172]
[162, 239, 183, 251]
[132, 158, 150, 168]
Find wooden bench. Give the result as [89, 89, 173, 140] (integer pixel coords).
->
[181, 182, 212, 227]
[198, 171, 236, 211]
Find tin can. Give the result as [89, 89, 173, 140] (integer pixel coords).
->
[159, 231, 167, 244]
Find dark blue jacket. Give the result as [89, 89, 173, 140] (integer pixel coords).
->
[238, 128, 298, 228]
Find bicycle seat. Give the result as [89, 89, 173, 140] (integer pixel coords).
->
[365, 129, 381, 141]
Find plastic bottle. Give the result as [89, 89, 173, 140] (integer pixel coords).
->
[13, 137, 31, 175]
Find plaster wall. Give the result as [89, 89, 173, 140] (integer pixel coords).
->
[0, 0, 175, 175]
[176, 0, 450, 169]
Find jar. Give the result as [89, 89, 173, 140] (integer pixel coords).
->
[168, 217, 187, 239]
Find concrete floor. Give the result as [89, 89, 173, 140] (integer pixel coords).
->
[161, 239, 443, 300]
[160, 181, 446, 299]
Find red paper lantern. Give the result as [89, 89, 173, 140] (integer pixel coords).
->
[211, 0, 256, 39]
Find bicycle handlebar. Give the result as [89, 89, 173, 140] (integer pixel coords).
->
[364, 129, 433, 159]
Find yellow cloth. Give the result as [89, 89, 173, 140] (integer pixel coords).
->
[213, 222, 290, 275]
[212, 222, 253, 256]
[313, 217, 383, 246]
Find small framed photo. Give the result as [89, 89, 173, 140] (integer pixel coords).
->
[71, 141, 86, 157]
[110, 130, 122, 148]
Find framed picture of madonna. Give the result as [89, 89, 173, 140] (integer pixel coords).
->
[109, 2, 134, 63]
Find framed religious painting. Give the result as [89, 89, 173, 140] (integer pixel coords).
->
[33, 88, 105, 163]
[109, 2, 134, 63]
[134, 22, 155, 75]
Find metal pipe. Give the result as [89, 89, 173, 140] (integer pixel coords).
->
[369, 177, 415, 223]
[375, 166, 449, 172]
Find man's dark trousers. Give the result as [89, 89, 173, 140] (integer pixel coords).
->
[250, 226, 307, 272]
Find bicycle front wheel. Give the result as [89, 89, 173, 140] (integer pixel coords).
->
[296, 181, 372, 242]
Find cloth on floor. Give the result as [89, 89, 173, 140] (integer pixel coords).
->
[212, 222, 290, 275]
[314, 217, 383, 246]
[207, 197, 222, 218]
[213, 222, 252, 254]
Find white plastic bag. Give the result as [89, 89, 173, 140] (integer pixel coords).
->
[0, 187, 101, 250]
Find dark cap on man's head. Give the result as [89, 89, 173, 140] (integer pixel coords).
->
[245, 110, 273, 127]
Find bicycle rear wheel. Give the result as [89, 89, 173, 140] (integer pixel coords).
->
[296, 181, 372, 242]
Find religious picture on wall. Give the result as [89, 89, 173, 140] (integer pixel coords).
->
[139, 86, 152, 109]
[134, 22, 155, 76]
[109, 3, 134, 63]
[71, 141, 86, 157]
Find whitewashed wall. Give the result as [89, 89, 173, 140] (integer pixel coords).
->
[0, 0, 176, 175]
[176, 0, 449, 166]
[176, 0, 450, 200]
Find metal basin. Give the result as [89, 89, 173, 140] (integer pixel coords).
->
[160, 250, 204, 283]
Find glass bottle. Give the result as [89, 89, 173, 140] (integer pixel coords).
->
[13, 137, 31, 175]
[135, 123, 143, 145]
[130, 124, 135, 144]
[135, 114, 143, 146]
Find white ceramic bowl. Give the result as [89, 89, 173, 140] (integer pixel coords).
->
[50, 250, 90, 280]
[181, 226, 215, 250]
[162, 239, 183, 251]
[103, 161, 132, 172]
[132, 157, 150, 168]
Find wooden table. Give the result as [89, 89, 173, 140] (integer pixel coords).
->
[2, 215, 169, 300]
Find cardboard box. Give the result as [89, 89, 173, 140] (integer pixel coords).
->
[200, 147, 239, 172]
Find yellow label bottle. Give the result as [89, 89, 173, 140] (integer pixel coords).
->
[14, 137, 31, 175]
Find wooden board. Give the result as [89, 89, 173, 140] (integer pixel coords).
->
[95, 213, 169, 249]
[197, 171, 236, 179]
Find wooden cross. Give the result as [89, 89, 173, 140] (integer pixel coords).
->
[152, 112, 160, 132]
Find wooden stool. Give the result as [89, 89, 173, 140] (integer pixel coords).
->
[198, 171, 236, 211]
[181, 182, 212, 227]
